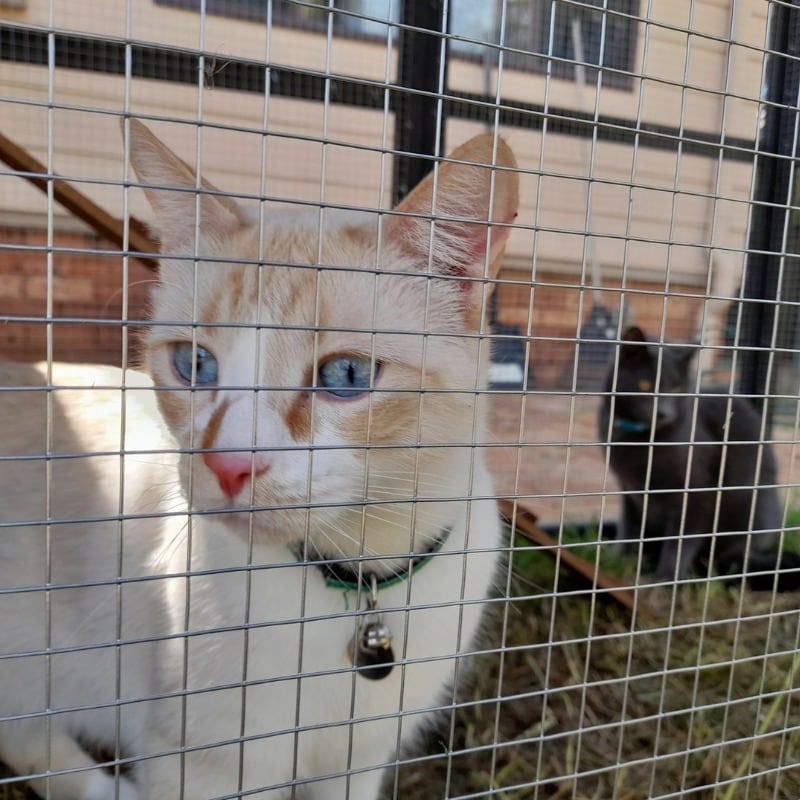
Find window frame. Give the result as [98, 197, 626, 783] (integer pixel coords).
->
[155, 0, 638, 90]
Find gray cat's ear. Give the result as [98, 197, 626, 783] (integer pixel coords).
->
[619, 325, 652, 363]
[122, 118, 249, 253]
[385, 135, 519, 322]
[621, 325, 647, 343]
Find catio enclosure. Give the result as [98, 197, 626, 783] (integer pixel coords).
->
[2, 0, 800, 798]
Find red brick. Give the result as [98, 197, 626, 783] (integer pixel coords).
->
[25, 275, 95, 303]
[0, 275, 25, 300]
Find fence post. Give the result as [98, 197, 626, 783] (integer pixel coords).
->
[739, 0, 800, 425]
[392, 0, 447, 204]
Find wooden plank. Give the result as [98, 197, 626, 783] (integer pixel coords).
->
[498, 498, 648, 617]
[0, 130, 158, 268]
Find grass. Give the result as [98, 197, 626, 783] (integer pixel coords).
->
[512, 523, 633, 581]
[385, 519, 800, 800]
[388, 561, 800, 799]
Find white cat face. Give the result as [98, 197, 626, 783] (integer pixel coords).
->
[146, 216, 485, 553]
[126, 120, 518, 557]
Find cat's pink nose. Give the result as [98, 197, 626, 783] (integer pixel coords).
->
[202, 452, 269, 498]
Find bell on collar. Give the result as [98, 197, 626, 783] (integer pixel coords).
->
[349, 574, 395, 680]
[351, 620, 395, 680]
[361, 620, 392, 652]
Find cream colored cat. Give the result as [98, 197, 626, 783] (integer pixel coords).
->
[0, 119, 518, 800]
[0, 361, 173, 800]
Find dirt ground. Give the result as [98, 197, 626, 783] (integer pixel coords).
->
[487, 392, 614, 525]
[486, 391, 800, 527]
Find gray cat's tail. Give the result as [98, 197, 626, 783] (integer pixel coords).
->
[723, 549, 800, 593]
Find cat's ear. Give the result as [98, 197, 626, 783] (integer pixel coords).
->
[385, 135, 519, 324]
[122, 118, 249, 253]
[621, 325, 647, 344]
[619, 326, 653, 364]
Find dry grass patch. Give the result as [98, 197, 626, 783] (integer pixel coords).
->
[388, 558, 800, 800]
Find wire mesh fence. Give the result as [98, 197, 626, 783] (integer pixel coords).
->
[2, 1, 800, 798]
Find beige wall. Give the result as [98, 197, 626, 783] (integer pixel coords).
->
[0, 0, 767, 350]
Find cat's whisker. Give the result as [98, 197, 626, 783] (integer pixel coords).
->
[336, 500, 445, 529]
[320, 511, 394, 544]
[359, 502, 450, 529]
[365, 465, 470, 482]
[312, 522, 381, 562]
[308, 522, 426, 583]
[313, 508, 445, 558]
[150, 525, 190, 570]
[362, 479, 462, 496]
[364, 490, 464, 506]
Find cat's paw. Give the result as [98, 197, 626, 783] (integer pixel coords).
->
[83, 771, 139, 800]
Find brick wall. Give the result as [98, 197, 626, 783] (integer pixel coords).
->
[495, 268, 704, 389]
[1, 230, 703, 390]
[0, 228, 153, 366]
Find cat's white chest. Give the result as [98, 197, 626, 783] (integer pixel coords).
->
[145, 494, 499, 799]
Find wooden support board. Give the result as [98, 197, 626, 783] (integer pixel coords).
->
[498, 498, 646, 616]
[0, 130, 158, 267]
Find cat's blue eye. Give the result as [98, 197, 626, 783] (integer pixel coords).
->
[172, 342, 219, 385]
[318, 356, 376, 398]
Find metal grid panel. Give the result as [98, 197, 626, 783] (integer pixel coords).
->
[1, 1, 800, 798]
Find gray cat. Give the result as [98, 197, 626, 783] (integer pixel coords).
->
[599, 325, 795, 588]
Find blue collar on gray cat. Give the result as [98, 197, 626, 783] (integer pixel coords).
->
[298, 527, 452, 592]
[614, 417, 651, 434]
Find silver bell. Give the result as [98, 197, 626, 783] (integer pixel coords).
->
[361, 621, 392, 652]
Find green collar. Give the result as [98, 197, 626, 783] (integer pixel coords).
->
[298, 528, 451, 593]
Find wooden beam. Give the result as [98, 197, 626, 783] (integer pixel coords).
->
[498, 498, 649, 618]
[0, 130, 158, 268]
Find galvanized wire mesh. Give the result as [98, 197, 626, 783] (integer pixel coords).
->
[1, 1, 800, 798]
